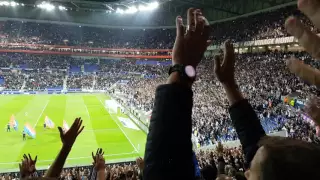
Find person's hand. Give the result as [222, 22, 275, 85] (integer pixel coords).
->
[92, 148, 105, 170]
[214, 40, 236, 86]
[136, 157, 144, 171]
[19, 154, 37, 178]
[284, 0, 320, 87]
[58, 117, 84, 148]
[305, 97, 320, 126]
[172, 8, 211, 68]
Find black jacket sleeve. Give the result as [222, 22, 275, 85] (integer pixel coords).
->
[229, 99, 266, 168]
[143, 84, 194, 180]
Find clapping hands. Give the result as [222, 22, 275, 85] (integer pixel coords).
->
[284, 0, 320, 126]
[285, 0, 320, 87]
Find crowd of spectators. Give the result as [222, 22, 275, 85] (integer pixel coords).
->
[0, 71, 24, 90]
[67, 74, 94, 89]
[0, 5, 316, 49]
[113, 51, 320, 146]
[0, 50, 319, 146]
[0, 143, 247, 180]
[25, 72, 65, 90]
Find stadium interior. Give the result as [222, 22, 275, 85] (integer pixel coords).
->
[0, 0, 319, 179]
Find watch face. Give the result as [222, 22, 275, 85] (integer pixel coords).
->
[185, 65, 196, 78]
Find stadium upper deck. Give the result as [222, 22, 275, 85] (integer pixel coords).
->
[0, 0, 295, 27]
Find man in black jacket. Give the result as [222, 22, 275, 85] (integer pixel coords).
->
[143, 8, 211, 180]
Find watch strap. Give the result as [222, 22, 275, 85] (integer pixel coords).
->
[169, 64, 195, 82]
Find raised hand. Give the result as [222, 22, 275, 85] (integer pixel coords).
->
[58, 117, 84, 148]
[92, 148, 105, 170]
[172, 8, 211, 68]
[19, 154, 37, 178]
[136, 157, 144, 171]
[214, 40, 236, 85]
[305, 97, 320, 126]
[284, 0, 320, 87]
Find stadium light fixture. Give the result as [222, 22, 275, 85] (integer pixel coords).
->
[148, 2, 159, 10]
[138, 5, 148, 11]
[10, 1, 17, 6]
[37, 2, 55, 11]
[115, 1, 159, 14]
[0, 1, 10, 6]
[58, 5, 66, 11]
[137, 2, 159, 11]
[125, 6, 137, 14]
[0, 1, 23, 7]
[116, 8, 124, 14]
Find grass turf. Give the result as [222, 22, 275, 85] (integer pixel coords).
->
[0, 93, 146, 172]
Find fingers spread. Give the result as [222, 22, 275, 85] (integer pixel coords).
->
[77, 126, 84, 135]
[58, 126, 63, 135]
[223, 40, 235, 67]
[92, 152, 95, 160]
[285, 16, 320, 59]
[187, 8, 196, 32]
[298, 0, 320, 30]
[286, 57, 320, 87]
[176, 16, 185, 38]
[195, 9, 204, 35]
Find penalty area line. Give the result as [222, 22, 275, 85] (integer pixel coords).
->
[96, 96, 140, 155]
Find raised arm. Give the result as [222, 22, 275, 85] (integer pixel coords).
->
[91, 148, 105, 180]
[143, 8, 211, 180]
[214, 41, 266, 167]
[45, 118, 84, 178]
[19, 154, 37, 179]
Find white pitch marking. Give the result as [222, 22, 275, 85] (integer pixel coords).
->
[0, 152, 136, 165]
[34, 100, 49, 128]
[96, 96, 139, 154]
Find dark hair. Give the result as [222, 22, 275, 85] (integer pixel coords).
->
[258, 136, 320, 180]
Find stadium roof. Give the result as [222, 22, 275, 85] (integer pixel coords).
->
[0, 0, 296, 27]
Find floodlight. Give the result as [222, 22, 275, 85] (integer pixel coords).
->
[0, 1, 10, 6]
[58, 5, 66, 10]
[116, 8, 124, 14]
[37, 2, 55, 11]
[138, 5, 148, 11]
[10, 1, 17, 6]
[149, 2, 159, 10]
[125, 6, 137, 14]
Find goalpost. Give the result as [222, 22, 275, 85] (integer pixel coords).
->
[105, 99, 120, 114]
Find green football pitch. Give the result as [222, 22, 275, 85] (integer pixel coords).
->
[0, 93, 146, 172]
